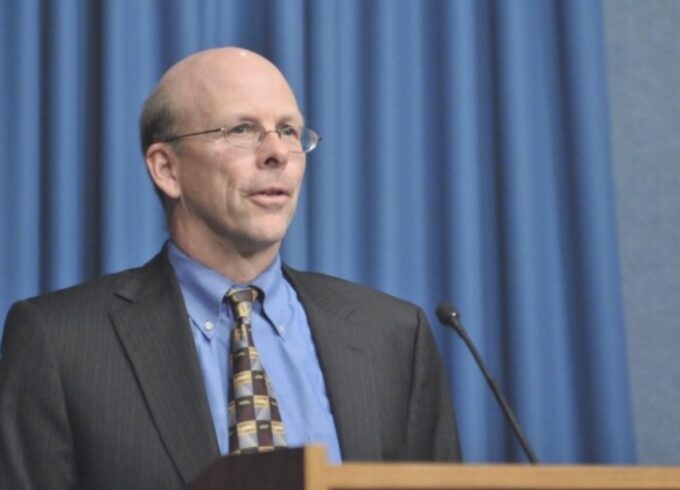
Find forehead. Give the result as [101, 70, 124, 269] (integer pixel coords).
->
[207, 83, 303, 123]
[184, 55, 303, 125]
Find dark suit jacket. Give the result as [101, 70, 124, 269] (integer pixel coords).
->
[0, 250, 461, 490]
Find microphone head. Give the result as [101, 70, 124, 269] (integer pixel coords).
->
[435, 302, 459, 324]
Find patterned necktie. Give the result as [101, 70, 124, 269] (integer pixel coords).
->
[226, 287, 287, 454]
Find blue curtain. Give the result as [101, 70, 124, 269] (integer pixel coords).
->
[0, 0, 635, 463]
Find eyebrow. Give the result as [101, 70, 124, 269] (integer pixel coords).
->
[225, 112, 305, 126]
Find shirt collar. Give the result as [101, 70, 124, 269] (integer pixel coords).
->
[166, 241, 291, 336]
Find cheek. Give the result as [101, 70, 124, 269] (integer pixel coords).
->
[219, 171, 252, 216]
[291, 161, 307, 192]
[181, 168, 238, 220]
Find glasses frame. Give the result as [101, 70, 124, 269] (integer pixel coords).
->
[159, 125, 321, 154]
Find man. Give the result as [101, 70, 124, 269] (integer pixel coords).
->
[0, 47, 460, 490]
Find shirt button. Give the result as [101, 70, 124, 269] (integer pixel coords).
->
[204, 321, 215, 331]
[278, 324, 286, 334]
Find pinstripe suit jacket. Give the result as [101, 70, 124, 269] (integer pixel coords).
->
[0, 250, 460, 490]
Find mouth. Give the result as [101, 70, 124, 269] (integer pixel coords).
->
[252, 186, 290, 197]
[247, 186, 291, 207]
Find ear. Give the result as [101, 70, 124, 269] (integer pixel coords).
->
[145, 142, 182, 200]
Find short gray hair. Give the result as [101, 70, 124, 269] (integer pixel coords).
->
[139, 86, 179, 205]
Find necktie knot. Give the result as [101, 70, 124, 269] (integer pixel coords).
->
[226, 287, 259, 323]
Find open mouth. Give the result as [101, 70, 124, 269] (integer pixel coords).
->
[258, 189, 287, 196]
[251, 185, 290, 197]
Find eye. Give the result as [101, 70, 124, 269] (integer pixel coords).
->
[228, 122, 258, 135]
[279, 125, 300, 139]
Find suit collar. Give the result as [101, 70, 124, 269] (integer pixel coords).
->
[109, 250, 220, 483]
[283, 266, 381, 461]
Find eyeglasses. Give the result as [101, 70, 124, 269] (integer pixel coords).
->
[160, 122, 321, 154]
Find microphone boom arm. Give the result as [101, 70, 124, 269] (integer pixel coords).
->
[436, 303, 539, 464]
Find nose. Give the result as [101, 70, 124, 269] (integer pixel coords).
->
[257, 130, 290, 169]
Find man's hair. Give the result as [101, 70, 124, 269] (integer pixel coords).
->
[139, 86, 180, 205]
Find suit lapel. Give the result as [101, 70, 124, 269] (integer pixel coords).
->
[284, 267, 381, 460]
[109, 252, 220, 484]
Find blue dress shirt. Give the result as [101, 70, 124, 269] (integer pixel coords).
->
[167, 242, 342, 463]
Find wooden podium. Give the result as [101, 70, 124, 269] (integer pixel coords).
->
[187, 446, 680, 490]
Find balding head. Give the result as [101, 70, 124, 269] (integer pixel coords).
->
[140, 47, 299, 156]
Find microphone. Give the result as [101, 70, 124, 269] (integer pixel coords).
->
[436, 303, 539, 464]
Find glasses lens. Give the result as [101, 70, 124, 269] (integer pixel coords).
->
[225, 123, 260, 149]
[280, 127, 318, 153]
[299, 128, 319, 153]
[280, 127, 303, 153]
[223, 125, 319, 153]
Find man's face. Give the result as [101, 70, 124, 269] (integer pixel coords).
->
[168, 54, 307, 257]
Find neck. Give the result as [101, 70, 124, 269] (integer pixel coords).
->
[169, 227, 280, 285]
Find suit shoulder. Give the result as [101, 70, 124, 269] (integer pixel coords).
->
[18, 267, 138, 311]
[6, 252, 170, 323]
[284, 267, 423, 317]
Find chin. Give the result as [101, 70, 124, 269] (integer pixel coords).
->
[258, 215, 293, 239]
[238, 226, 288, 253]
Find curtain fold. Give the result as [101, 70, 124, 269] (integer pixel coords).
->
[0, 0, 635, 463]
